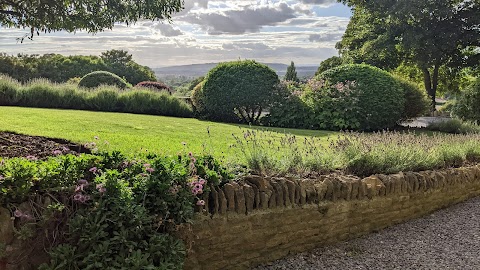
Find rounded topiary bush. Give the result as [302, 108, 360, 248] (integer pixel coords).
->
[452, 78, 480, 121]
[79, 71, 129, 89]
[135, 81, 172, 94]
[394, 76, 429, 120]
[191, 80, 206, 115]
[317, 64, 405, 130]
[200, 60, 280, 123]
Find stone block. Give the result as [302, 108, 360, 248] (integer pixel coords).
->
[223, 183, 236, 212]
[234, 182, 246, 214]
[244, 184, 255, 214]
[0, 207, 14, 245]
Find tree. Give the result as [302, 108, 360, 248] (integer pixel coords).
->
[337, 0, 480, 110]
[316, 56, 345, 75]
[101, 49, 157, 85]
[285, 61, 299, 82]
[0, 0, 183, 38]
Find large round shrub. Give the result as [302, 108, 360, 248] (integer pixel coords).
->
[317, 64, 405, 130]
[79, 71, 129, 89]
[394, 76, 429, 120]
[191, 80, 206, 116]
[135, 81, 172, 94]
[452, 78, 480, 121]
[200, 60, 280, 123]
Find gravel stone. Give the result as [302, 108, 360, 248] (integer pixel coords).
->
[253, 196, 480, 270]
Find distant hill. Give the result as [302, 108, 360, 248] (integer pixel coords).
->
[153, 63, 318, 79]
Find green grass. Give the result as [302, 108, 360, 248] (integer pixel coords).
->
[0, 106, 336, 160]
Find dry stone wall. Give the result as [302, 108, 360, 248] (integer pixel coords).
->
[182, 166, 480, 270]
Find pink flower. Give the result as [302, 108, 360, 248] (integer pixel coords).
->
[194, 183, 203, 190]
[14, 210, 23, 218]
[146, 167, 155, 173]
[75, 185, 84, 192]
[96, 184, 106, 193]
[198, 179, 206, 185]
[140, 173, 147, 177]
[196, 200, 205, 206]
[52, 150, 62, 155]
[73, 194, 83, 202]
[26, 155, 37, 161]
[89, 167, 98, 173]
[192, 188, 199, 195]
[0, 175, 4, 180]
[78, 179, 89, 186]
[143, 163, 151, 168]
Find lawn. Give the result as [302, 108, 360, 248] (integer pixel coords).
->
[0, 106, 337, 161]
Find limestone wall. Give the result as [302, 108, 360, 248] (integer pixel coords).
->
[182, 166, 480, 270]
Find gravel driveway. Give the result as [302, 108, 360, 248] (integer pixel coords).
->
[253, 196, 480, 270]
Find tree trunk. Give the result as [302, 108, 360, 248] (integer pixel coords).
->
[431, 64, 440, 113]
[421, 66, 436, 112]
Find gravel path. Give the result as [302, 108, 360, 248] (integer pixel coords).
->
[254, 196, 480, 270]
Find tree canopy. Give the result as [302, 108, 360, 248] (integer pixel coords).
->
[285, 61, 299, 82]
[0, 0, 183, 38]
[337, 0, 480, 109]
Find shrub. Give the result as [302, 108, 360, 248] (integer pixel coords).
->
[394, 76, 429, 120]
[191, 80, 206, 116]
[427, 118, 480, 134]
[86, 86, 121, 112]
[452, 78, 480, 121]
[0, 75, 20, 105]
[79, 71, 130, 89]
[262, 81, 313, 129]
[135, 81, 172, 94]
[302, 78, 361, 130]
[200, 60, 280, 123]
[19, 79, 64, 108]
[317, 64, 405, 130]
[118, 89, 193, 117]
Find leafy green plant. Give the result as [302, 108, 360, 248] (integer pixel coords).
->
[394, 75, 429, 120]
[79, 71, 130, 89]
[452, 78, 480, 121]
[427, 118, 480, 134]
[317, 64, 405, 130]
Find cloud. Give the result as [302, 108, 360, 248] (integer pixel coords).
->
[181, 3, 296, 34]
[154, 23, 184, 37]
[308, 33, 343, 42]
[299, 0, 337, 5]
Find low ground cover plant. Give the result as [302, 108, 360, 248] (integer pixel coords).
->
[427, 118, 480, 134]
[0, 75, 192, 117]
[1, 151, 231, 269]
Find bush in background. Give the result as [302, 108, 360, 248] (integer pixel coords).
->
[317, 64, 405, 130]
[427, 118, 480, 134]
[394, 75, 430, 120]
[0, 75, 21, 105]
[452, 78, 480, 121]
[262, 81, 313, 129]
[200, 60, 280, 123]
[135, 81, 172, 94]
[0, 75, 192, 118]
[79, 71, 130, 89]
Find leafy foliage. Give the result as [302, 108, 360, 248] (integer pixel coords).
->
[0, 0, 183, 38]
[452, 78, 480, 122]
[427, 118, 480, 134]
[79, 71, 130, 89]
[1, 151, 231, 269]
[200, 60, 280, 124]
[394, 75, 429, 120]
[317, 64, 405, 130]
[316, 56, 345, 75]
[101, 50, 157, 85]
[191, 80, 206, 116]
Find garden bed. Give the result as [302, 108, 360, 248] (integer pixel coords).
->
[0, 131, 90, 159]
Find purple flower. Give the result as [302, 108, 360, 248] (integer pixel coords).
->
[75, 185, 84, 192]
[52, 150, 62, 155]
[140, 173, 147, 177]
[196, 200, 205, 206]
[194, 183, 203, 190]
[89, 167, 98, 173]
[0, 175, 4, 180]
[198, 179, 206, 185]
[26, 155, 37, 161]
[143, 163, 151, 168]
[188, 152, 193, 157]
[146, 167, 155, 173]
[73, 194, 83, 202]
[192, 188, 199, 195]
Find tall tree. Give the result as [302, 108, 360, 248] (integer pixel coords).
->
[101, 49, 157, 85]
[337, 0, 480, 110]
[285, 61, 299, 82]
[0, 0, 183, 39]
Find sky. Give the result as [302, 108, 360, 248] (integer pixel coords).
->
[0, 0, 351, 68]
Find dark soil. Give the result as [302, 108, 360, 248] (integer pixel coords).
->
[0, 131, 90, 159]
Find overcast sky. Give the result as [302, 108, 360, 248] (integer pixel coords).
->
[0, 0, 351, 68]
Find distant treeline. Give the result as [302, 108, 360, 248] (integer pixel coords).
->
[0, 50, 156, 85]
